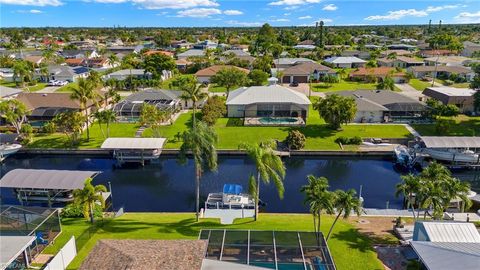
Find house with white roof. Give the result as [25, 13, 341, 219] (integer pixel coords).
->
[422, 87, 477, 113]
[462, 41, 480, 57]
[324, 56, 366, 68]
[105, 69, 152, 81]
[176, 49, 205, 60]
[273, 58, 315, 69]
[226, 84, 311, 123]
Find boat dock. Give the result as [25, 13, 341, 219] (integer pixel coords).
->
[100, 137, 167, 166]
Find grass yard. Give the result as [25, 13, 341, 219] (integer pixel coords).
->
[28, 122, 140, 149]
[311, 80, 377, 92]
[208, 83, 240, 93]
[43, 213, 385, 270]
[144, 110, 411, 150]
[0, 80, 47, 92]
[408, 79, 432, 91]
[55, 82, 78, 93]
[412, 115, 480, 136]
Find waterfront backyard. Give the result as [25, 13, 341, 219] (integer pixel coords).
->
[43, 213, 389, 270]
[28, 109, 412, 150]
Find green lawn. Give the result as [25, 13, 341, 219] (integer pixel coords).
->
[208, 84, 240, 93]
[412, 115, 480, 136]
[0, 80, 47, 92]
[43, 213, 385, 270]
[29, 122, 140, 149]
[144, 110, 411, 150]
[56, 82, 78, 93]
[311, 80, 377, 92]
[408, 79, 432, 91]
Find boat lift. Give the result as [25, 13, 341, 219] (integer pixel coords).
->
[101, 137, 167, 166]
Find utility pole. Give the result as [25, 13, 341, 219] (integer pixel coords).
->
[319, 20, 324, 48]
[428, 19, 432, 33]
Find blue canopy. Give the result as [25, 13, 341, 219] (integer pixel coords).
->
[223, 184, 243, 195]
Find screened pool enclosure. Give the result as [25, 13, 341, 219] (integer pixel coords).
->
[199, 229, 336, 270]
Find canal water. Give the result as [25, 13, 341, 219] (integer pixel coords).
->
[1, 155, 479, 212]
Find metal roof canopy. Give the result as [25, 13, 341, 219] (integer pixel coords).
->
[410, 241, 480, 270]
[421, 136, 480, 149]
[101, 138, 166, 150]
[0, 235, 36, 270]
[0, 169, 99, 190]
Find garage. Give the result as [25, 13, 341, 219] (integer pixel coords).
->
[282, 75, 308, 83]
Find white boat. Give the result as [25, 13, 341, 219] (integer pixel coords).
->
[394, 145, 412, 166]
[0, 143, 22, 161]
[205, 184, 255, 210]
[423, 148, 479, 164]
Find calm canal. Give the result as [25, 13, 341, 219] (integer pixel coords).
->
[1, 155, 479, 212]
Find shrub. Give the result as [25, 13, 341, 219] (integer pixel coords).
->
[61, 203, 103, 218]
[42, 121, 56, 134]
[285, 130, 306, 150]
[201, 96, 226, 126]
[20, 124, 33, 144]
[335, 136, 362, 145]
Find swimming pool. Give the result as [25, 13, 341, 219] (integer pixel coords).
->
[258, 117, 299, 124]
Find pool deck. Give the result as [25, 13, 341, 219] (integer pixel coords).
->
[244, 117, 306, 127]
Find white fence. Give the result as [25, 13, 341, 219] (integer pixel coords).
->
[44, 236, 77, 270]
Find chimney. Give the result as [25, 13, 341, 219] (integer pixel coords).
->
[267, 77, 278, 86]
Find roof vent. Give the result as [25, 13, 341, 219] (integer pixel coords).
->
[267, 77, 278, 86]
[42, 94, 47, 97]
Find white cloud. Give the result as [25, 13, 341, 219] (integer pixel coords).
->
[0, 0, 62, 6]
[365, 4, 462, 21]
[223, 9, 243, 15]
[365, 9, 428, 21]
[92, 0, 127, 3]
[298, 15, 312, 19]
[284, 13, 291, 16]
[29, 9, 43, 13]
[176, 7, 221, 17]
[226, 20, 262, 27]
[318, 18, 332, 23]
[270, 18, 290, 22]
[454, 11, 480, 23]
[269, 0, 321, 7]
[284, 6, 299, 10]
[95, 0, 219, 10]
[322, 4, 337, 11]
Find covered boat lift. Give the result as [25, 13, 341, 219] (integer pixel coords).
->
[415, 136, 480, 165]
[0, 169, 102, 206]
[0, 235, 36, 270]
[101, 137, 167, 166]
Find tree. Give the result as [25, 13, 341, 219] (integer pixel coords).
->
[252, 55, 273, 73]
[314, 94, 357, 130]
[87, 70, 102, 89]
[106, 54, 118, 68]
[95, 109, 117, 138]
[201, 96, 226, 126]
[70, 78, 98, 141]
[179, 122, 218, 221]
[325, 189, 361, 241]
[248, 69, 269, 86]
[0, 99, 29, 134]
[470, 64, 480, 91]
[269, 43, 283, 68]
[285, 130, 306, 150]
[73, 178, 107, 223]
[300, 175, 335, 245]
[377, 76, 395, 90]
[169, 75, 197, 90]
[396, 174, 420, 219]
[211, 67, 247, 96]
[154, 30, 174, 47]
[139, 104, 169, 137]
[142, 54, 176, 79]
[255, 23, 277, 54]
[12, 60, 33, 88]
[240, 141, 286, 221]
[53, 111, 85, 146]
[474, 91, 480, 112]
[180, 83, 207, 126]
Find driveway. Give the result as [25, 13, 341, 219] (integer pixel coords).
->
[36, 86, 60, 93]
[395, 83, 425, 100]
[282, 83, 325, 98]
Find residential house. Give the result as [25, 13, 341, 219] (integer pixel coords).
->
[0, 85, 23, 99]
[324, 56, 366, 68]
[422, 87, 476, 113]
[462, 41, 480, 57]
[380, 50, 414, 58]
[64, 58, 86, 67]
[221, 50, 256, 65]
[364, 44, 383, 50]
[113, 89, 183, 122]
[0, 68, 14, 82]
[61, 49, 99, 59]
[340, 50, 371, 60]
[105, 46, 136, 55]
[419, 49, 457, 58]
[226, 85, 311, 121]
[230, 44, 249, 52]
[333, 90, 427, 123]
[170, 40, 193, 49]
[424, 56, 476, 66]
[386, 44, 417, 51]
[105, 69, 152, 81]
[176, 49, 205, 60]
[23, 55, 44, 65]
[143, 50, 174, 58]
[408, 66, 475, 81]
[175, 59, 192, 72]
[87, 58, 118, 69]
[377, 56, 424, 68]
[281, 62, 336, 84]
[349, 67, 406, 83]
[410, 221, 480, 270]
[193, 40, 218, 50]
[195, 65, 249, 84]
[15, 92, 103, 124]
[294, 41, 316, 50]
[273, 58, 315, 69]
[35, 65, 89, 82]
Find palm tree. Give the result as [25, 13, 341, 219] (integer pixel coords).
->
[70, 78, 98, 141]
[337, 68, 348, 80]
[325, 189, 361, 241]
[95, 109, 117, 138]
[179, 121, 218, 221]
[240, 141, 286, 221]
[300, 175, 335, 245]
[39, 65, 49, 83]
[73, 178, 107, 223]
[180, 83, 207, 127]
[377, 76, 395, 90]
[12, 61, 32, 88]
[106, 54, 118, 68]
[395, 174, 420, 219]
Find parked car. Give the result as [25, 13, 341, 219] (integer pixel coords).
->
[47, 80, 68, 86]
[290, 81, 299, 87]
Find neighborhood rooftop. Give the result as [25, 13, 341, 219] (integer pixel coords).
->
[0, 169, 99, 190]
[226, 85, 311, 105]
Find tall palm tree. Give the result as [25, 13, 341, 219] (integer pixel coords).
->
[325, 189, 361, 241]
[12, 61, 32, 88]
[70, 78, 98, 141]
[180, 83, 207, 127]
[73, 178, 107, 223]
[300, 175, 335, 245]
[395, 174, 420, 219]
[39, 65, 49, 83]
[106, 54, 118, 68]
[179, 121, 218, 221]
[240, 140, 286, 221]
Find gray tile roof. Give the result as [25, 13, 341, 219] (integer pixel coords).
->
[177, 49, 205, 57]
[108, 69, 150, 76]
[324, 56, 367, 64]
[333, 90, 425, 112]
[276, 58, 314, 66]
[124, 89, 181, 102]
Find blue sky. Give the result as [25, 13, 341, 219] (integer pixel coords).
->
[0, 0, 479, 27]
